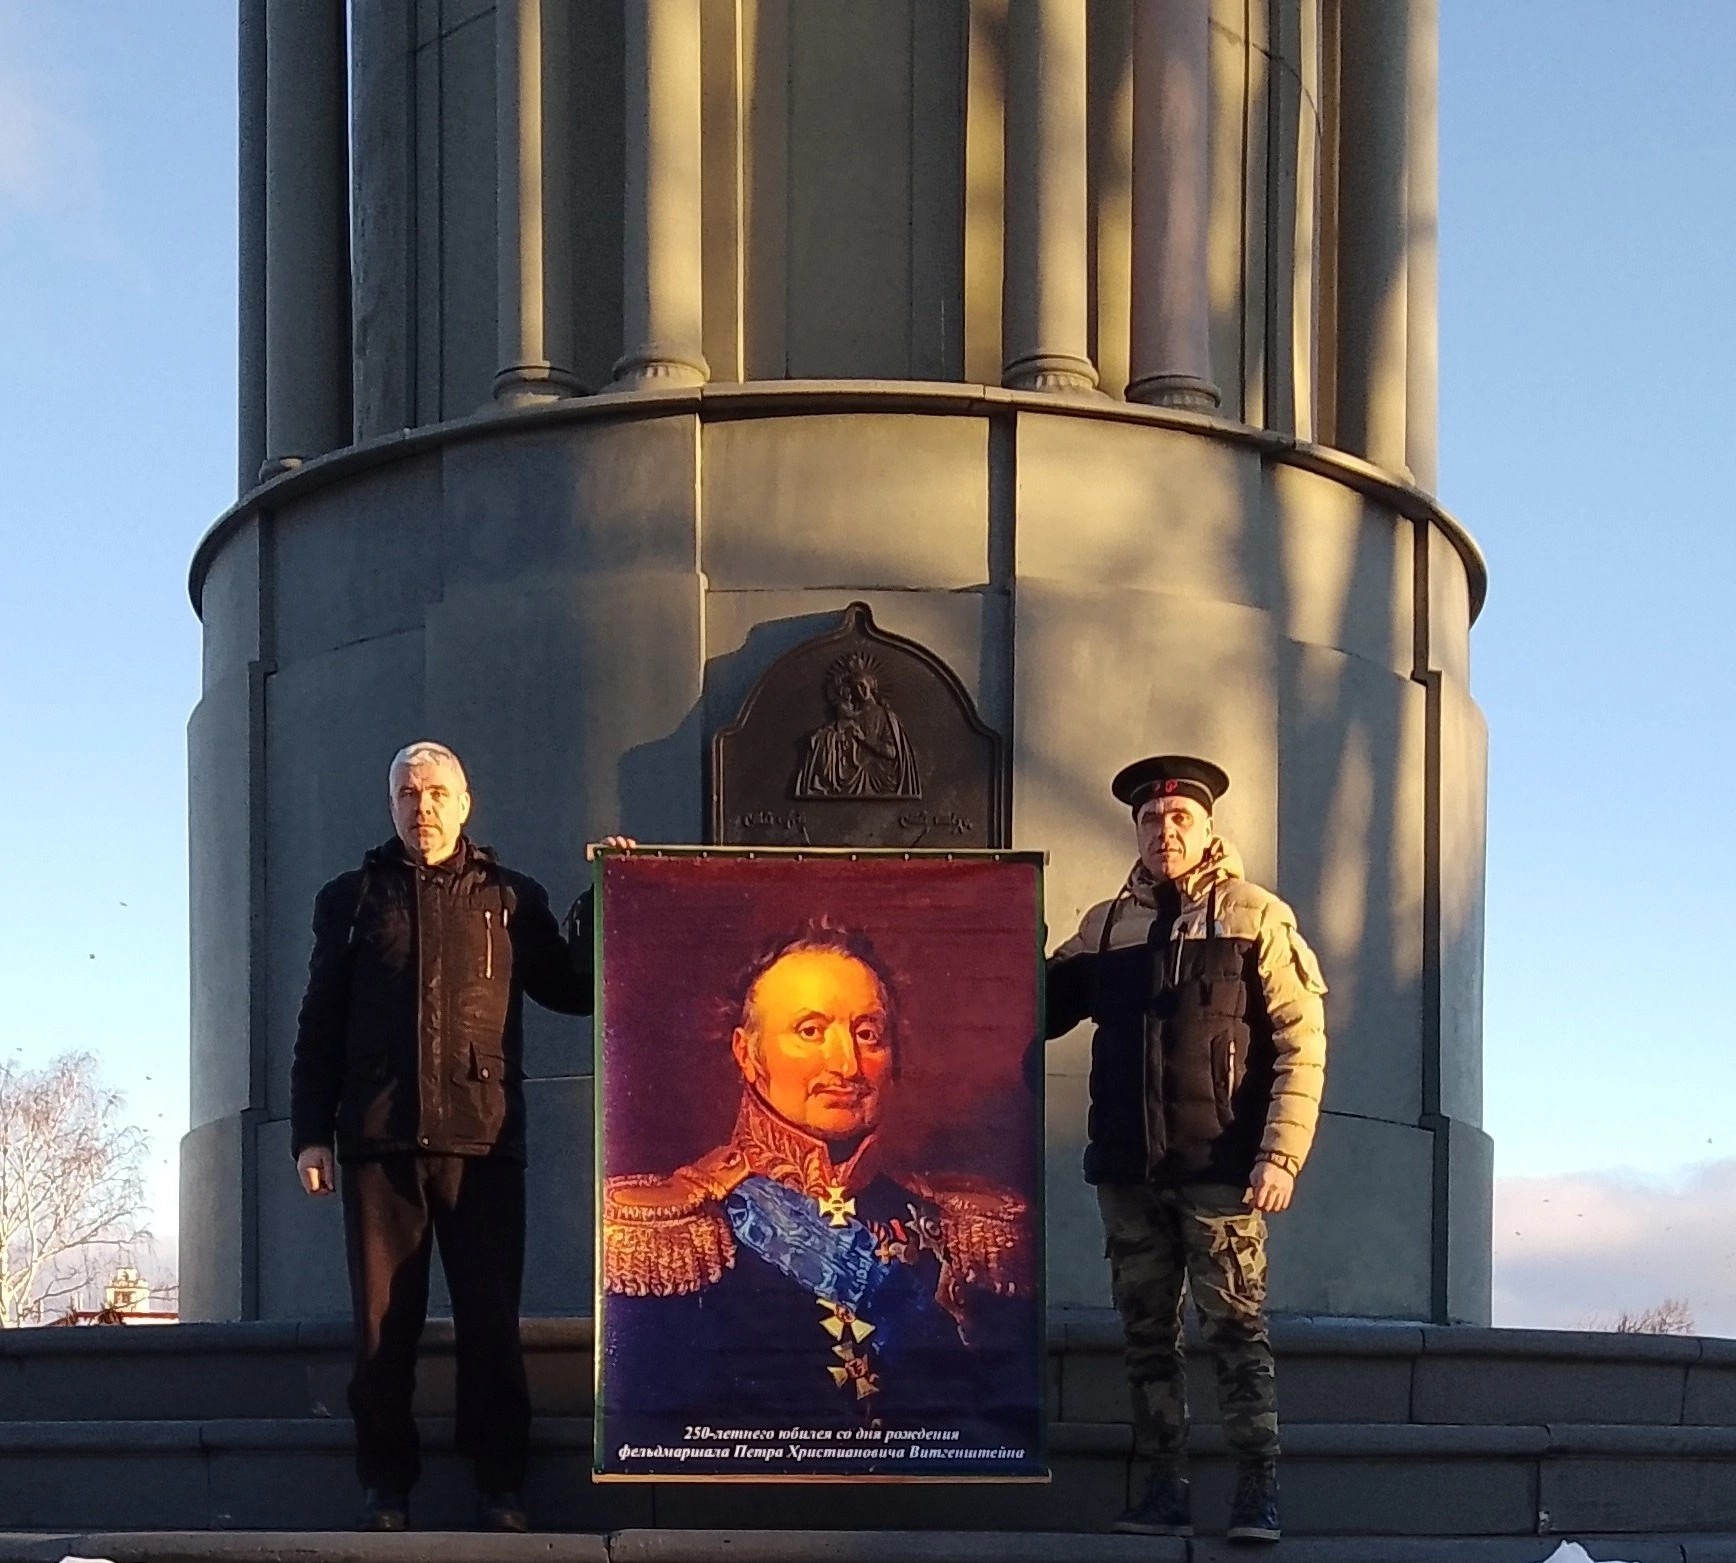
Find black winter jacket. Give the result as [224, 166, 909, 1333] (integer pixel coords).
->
[1045, 846, 1328, 1188]
[1047, 889, 1276, 1185]
[289, 837, 592, 1163]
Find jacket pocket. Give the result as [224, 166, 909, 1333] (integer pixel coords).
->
[1200, 978, 1248, 1019]
[1210, 1031, 1239, 1128]
[459, 1041, 509, 1086]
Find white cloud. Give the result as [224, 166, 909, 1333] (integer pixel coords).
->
[1494, 1160, 1736, 1337]
[0, 68, 54, 206]
[0, 6, 107, 244]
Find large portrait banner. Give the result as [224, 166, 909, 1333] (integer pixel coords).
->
[594, 849, 1046, 1481]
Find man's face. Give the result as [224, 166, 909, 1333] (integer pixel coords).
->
[389, 758, 472, 865]
[1136, 795, 1213, 882]
[733, 950, 892, 1142]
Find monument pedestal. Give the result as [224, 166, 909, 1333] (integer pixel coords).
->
[4, 1533, 1735, 1563]
[2, 1315, 1733, 1543]
[185, 386, 1490, 1332]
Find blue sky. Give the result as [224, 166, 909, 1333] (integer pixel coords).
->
[0, 3, 1732, 1326]
[0, 2, 231, 1240]
[1440, 1, 1736, 1183]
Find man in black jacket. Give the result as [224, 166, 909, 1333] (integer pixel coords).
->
[291, 740, 625, 1533]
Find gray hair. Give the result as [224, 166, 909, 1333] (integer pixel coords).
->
[388, 741, 468, 789]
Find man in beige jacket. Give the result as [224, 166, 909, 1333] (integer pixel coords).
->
[1046, 755, 1327, 1544]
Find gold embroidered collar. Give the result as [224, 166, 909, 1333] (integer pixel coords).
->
[711, 1088, 881, 1201]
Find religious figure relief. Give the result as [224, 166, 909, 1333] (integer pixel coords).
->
[709, 599, 1007, 849]
[793, 652, 922, 801]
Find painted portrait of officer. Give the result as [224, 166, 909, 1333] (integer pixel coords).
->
[599, 914, 1037, 1464]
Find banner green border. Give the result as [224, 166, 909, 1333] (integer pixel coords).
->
[590, 845, 1049, 1484]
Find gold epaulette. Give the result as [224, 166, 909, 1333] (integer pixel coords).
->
[602, 1171, 736, 1297]
[905, 1173, 1033, 1298]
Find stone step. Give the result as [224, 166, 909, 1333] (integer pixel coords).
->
[0, 1531, 1731, 1563]
[1, 1419, 1735, 1536]
[7, 1317, 1735, 1429]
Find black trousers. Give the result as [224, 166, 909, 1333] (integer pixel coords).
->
[340, 1154, 530, 1493]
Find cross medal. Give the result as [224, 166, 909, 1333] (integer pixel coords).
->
[817, 1183, 856, 1227]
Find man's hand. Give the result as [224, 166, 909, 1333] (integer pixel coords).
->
[586, 835, 638, 860]
[297, 1146, 337, 1197]
[1245, 1159, 1295, 1213]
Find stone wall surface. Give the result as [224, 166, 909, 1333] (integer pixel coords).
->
[184, 392, 1486, 1325]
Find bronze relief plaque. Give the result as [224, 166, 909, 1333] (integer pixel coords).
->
[711, 603, 1007, 848]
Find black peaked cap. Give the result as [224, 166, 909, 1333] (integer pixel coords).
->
[1111, 754, 1231, 815]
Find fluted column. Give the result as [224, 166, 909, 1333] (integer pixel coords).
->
[494, 0, 580, 406]
[237, 0, 266, 494]
[1127, 0, 1219, 411]
[1291, 0, 1323, 442]
[1335, 0, 1410, 473]
[540, 0, 579, 396]
[351, 0, 418, 438]
[613, 0, 709, 390]
[1406, 0, 1440, 492]
[261, 0, 351, 478]
[1001, 0, 1097, 393]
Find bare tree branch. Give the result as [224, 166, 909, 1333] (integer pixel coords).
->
[1581, 1297, 1698, 1337]
[0, 1053, 150, 1328]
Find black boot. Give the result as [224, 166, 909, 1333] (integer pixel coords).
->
[1226, 1458, 1280, 1543]
[477, 1491, 530, 1533]
[357, 1488, 409, 1532]
[1112, 1463, 1192, 1536]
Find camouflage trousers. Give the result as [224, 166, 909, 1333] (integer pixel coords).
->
[1096, 1181, 1278, 1463]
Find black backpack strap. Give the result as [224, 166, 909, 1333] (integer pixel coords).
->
[1096, 889, 1130, 958]
[346, 862, 373, 947]
[1087, 888, 1133, 1017]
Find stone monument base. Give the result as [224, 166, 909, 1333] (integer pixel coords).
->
[2, 1531, 1734, 1563]
[0, 1314, 1732, 1546]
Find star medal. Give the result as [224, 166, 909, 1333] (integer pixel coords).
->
[905, 1203, 947, 1260]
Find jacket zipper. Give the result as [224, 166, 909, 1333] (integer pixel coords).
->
[413, 872, 429, 1146]
[1149, 912, 1179, 1178]
[484, 910, 493, 979]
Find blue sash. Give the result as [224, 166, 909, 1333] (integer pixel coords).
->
[723, 1174, 887, 1312]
